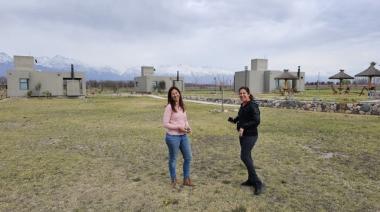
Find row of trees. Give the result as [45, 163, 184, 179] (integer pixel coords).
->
[86, 80, 135, 89]
[1, 76, 377, 88]
[305, 79, 375, 86]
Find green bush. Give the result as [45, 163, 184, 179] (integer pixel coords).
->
[42, 90, 52, 98]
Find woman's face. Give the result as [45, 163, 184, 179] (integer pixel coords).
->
[239, 89, 250, 103]
[171, 89, 180, 103]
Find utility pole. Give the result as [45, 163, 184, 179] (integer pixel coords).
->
[221, 76, 224, 112]
[244, 66, 248, 87]
[317, 72, 320, 94]
[214, 77, 217, 92]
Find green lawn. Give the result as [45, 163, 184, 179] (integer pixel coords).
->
[0, 96, 379, 211]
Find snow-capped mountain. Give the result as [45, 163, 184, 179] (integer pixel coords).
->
[0, 53, 13, 77]
[152, 64, 234, 84]
[0, 52, 12, 63]
[0, 52, 235, 82]
[35, 55, 82, 69]
[0, 53, 131, 80]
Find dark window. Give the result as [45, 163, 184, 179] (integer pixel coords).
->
[19, 79, 29, 90]
[63, 80, 67, 95]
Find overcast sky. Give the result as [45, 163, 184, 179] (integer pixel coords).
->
[1, 0, 380, 76]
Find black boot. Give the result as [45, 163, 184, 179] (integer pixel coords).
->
[240, 180, 254, 186]
[254, 182, 266, 195]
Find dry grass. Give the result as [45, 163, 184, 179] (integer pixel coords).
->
[0, 96, 379, 211]
[183, 88, 369, 103]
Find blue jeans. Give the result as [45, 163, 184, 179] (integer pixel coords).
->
[165, 134, 192, 180]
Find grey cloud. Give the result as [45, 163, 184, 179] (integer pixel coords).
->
[0, 0, 379, 73]
[0, 0, 307, 38]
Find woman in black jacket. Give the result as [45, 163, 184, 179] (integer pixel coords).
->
[228, 86, 265, 195]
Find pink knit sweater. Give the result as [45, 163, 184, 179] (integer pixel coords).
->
[163, 104, 190, 135]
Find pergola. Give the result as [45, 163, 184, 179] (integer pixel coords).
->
[274, 69, 298, 95]
[328, 69, 354, 93]
[355, 62, 380, 96]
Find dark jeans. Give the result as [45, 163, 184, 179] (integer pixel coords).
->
[239, 135, 262, 187]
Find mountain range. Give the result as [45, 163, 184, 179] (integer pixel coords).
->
[0, 52, 236, 83]
[0, 52, 328, 83]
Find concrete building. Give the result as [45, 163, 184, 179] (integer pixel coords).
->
[234, 59, 305, 93]
[6, 56, 86, 97]
[134, 66, 184, 93]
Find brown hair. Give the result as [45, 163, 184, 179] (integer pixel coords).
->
[167, 86, 185, 112]
[238, 86, 254, 101]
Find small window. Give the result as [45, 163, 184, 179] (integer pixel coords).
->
[19, 78, 29, 90]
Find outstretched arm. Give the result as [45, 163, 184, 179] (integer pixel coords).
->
[228, 116, 239, 123]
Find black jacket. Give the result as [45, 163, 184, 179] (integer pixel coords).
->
[232, 100, 260, 136]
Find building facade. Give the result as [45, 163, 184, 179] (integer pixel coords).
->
[234, 59, 305, 93]
[134, 66, 184, 93]
[6, 56, 86, 97]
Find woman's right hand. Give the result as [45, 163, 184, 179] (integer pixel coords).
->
[178, 127, 187, 133]
[239, 128, 244, 137]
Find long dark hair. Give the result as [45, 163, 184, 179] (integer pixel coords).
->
[239, 86, 254, 101]
[167, 86, 185, 112]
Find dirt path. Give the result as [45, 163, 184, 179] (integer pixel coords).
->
[147, 94, 240, 107]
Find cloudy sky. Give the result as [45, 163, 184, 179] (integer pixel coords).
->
[1, 0, 380, 76]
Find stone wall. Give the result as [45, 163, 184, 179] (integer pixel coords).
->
[183, 96, 380, 115]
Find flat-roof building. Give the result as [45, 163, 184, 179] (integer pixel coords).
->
[234, 59, 305, 93]
[6, 56, 86, 97]
[134, 66, 184, 93]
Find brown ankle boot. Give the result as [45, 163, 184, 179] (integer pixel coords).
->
[183, 178, 195, 186]
[171, 179, 178, 188]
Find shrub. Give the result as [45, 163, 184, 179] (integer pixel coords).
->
[158, 81, 166, 93]
[42, 90, 52, 98]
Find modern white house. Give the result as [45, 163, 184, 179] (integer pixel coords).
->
[234, 59, 305, 93]
[134, 66, 184, 93]
[6, 55, 86, 97]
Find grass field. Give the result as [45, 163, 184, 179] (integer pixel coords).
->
[183, 87, 370, 103]
[1, 96, 379, 211]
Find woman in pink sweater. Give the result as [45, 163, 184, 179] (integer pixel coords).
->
[163, 86, 194, 188]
